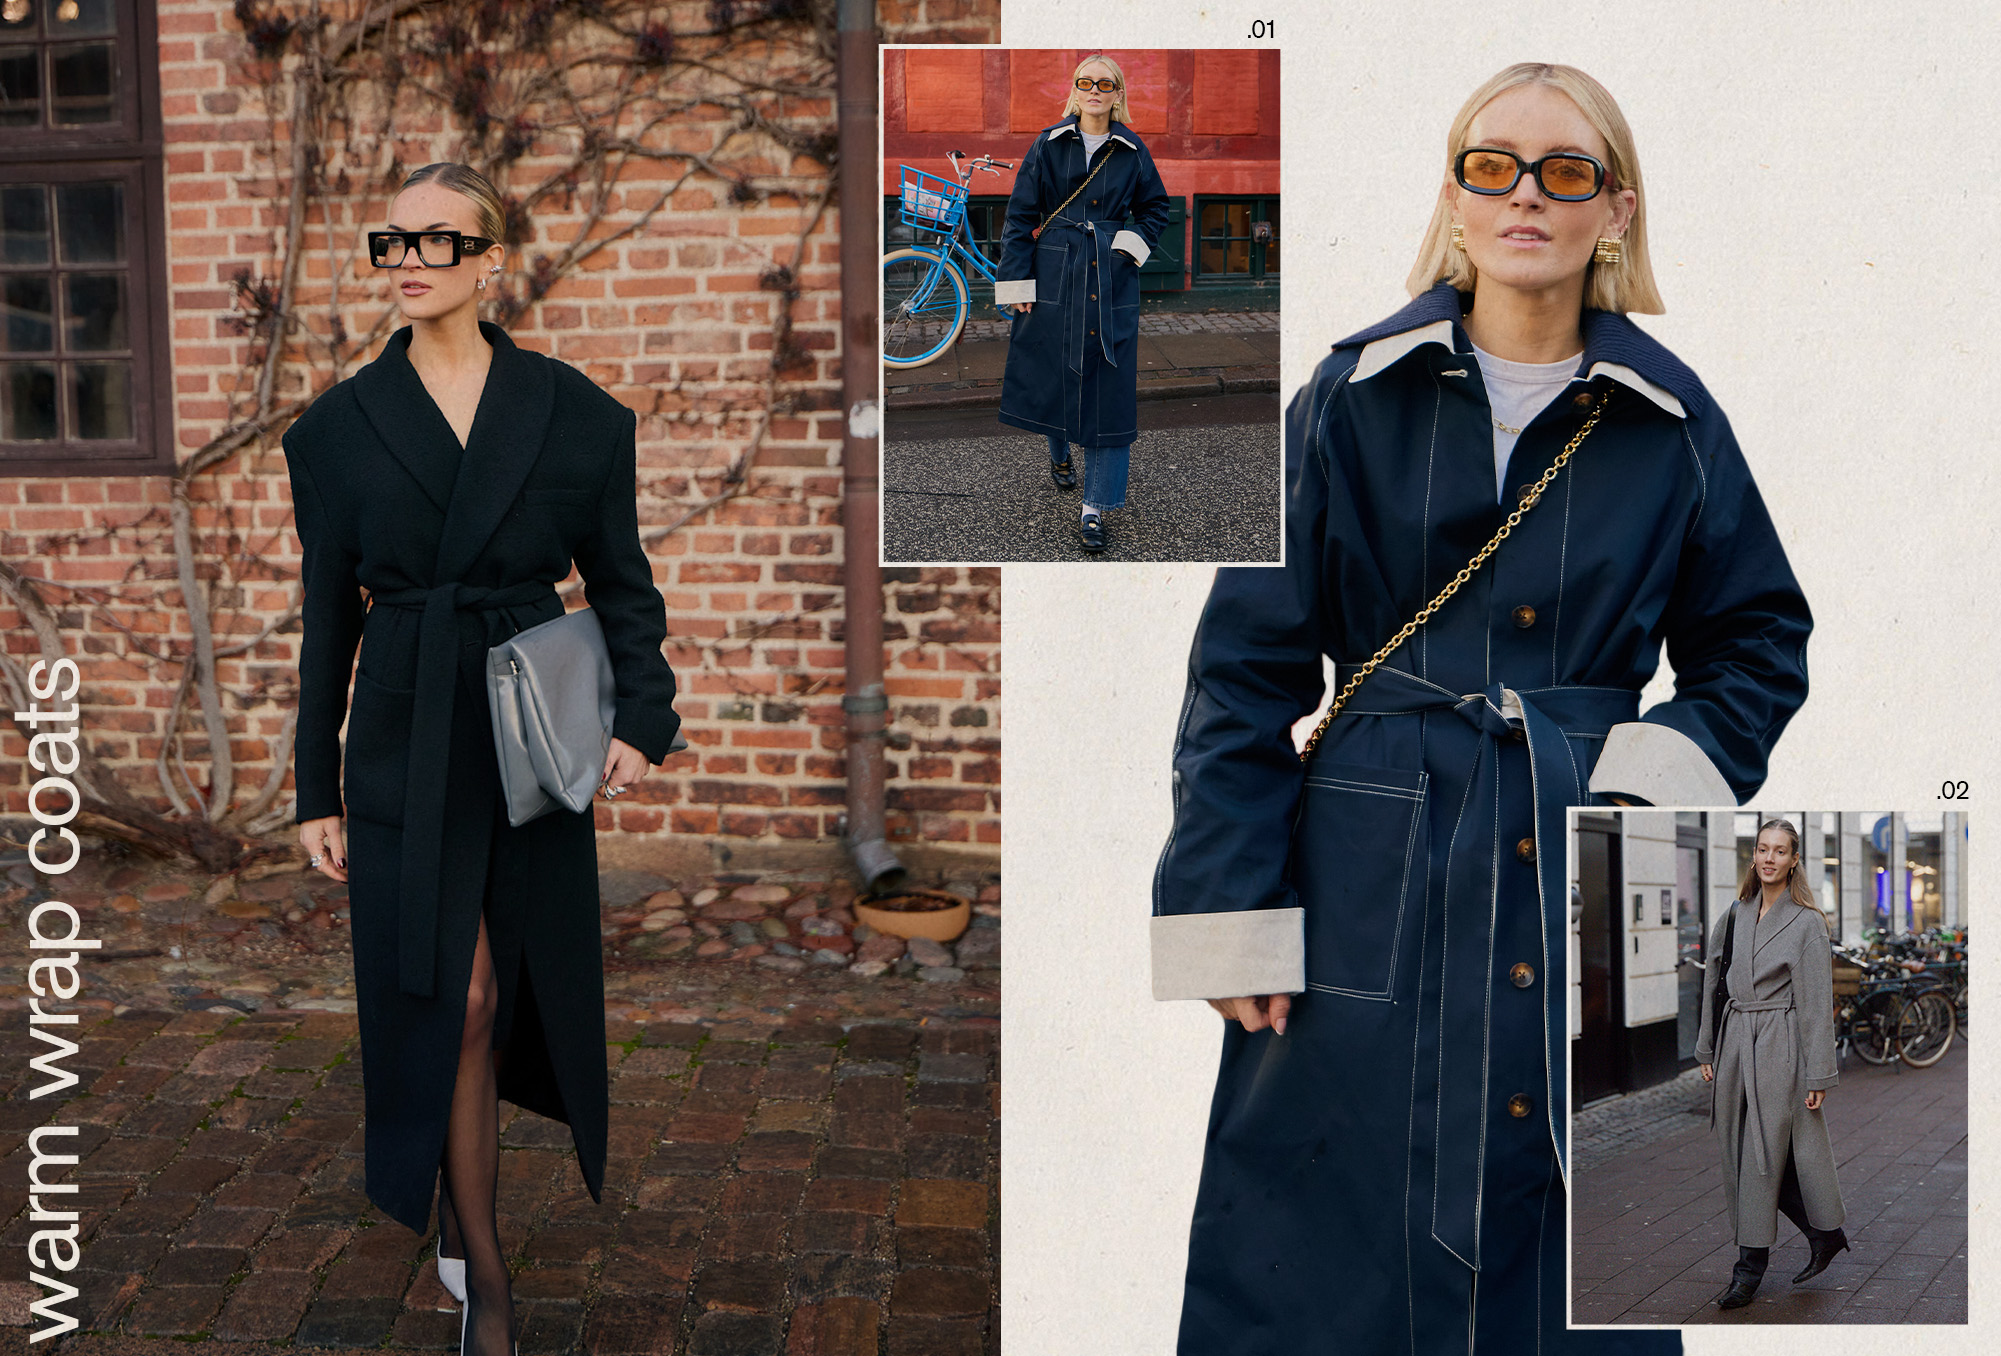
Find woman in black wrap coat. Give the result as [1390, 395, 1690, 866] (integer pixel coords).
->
[285, 165, 681, 1356]
[1150, 65, 1811, 1354]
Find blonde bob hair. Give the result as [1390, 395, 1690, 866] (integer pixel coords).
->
[1061, 53, 1130, 125]
[1406, 62, 1664, 315]
[398, 161, 509, 246]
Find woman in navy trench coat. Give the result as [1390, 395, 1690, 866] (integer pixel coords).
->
[994, 53, 1172, 551]
[287, 165, 682, 1355]
[1151, 65, 1810, 1353]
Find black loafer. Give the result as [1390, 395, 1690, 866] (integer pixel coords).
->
[1079, 512, 1107, 552]
[1716, 1279, 1758, 1310]
[1050, 457, 1077, 491]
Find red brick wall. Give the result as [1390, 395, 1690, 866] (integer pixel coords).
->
[0, 1, 1001, 861]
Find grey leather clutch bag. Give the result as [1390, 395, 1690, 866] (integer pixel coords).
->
[485, 606, 685, 827]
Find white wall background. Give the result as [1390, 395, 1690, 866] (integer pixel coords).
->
[997, 3, 1999, 1353]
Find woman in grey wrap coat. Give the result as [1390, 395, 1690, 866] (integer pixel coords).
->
[1695, 818, 1849, 1308]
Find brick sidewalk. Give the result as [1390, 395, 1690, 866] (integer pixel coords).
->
[1572, 1040, 1967, 1325]
[0, 1004, 996, 1353]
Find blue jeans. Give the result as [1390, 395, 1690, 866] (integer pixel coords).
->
[1047, 434, 1130, 510]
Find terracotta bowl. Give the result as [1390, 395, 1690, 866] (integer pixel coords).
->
[852, 888, 971, 943]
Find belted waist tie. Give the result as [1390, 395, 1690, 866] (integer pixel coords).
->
[1317, 664, 1639, 1269]
[1717, 995, 1796, 1176]
[366, 580, 558, 998]
[1039, 214, 1130, 373]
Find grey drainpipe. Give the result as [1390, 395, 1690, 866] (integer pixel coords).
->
[837, 0, 904, 892]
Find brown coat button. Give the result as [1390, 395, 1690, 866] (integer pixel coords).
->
[1506, 726, 1527, 743]
[1090, 259, 1098, 267]
[1508, 1093, 1533, 1118]
[1516, 483, 1536, 505]
[1516, 837, 1535, 863]
[1090, 293, 1097, 300]
[1512, 605, 1536, 628]
[1572, 391, 1593, 408]
[1510, 962, 1535, 988]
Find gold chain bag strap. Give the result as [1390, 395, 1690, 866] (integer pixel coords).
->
[1030, 153, 1110, 240]
[1299, 388, 1613, 763]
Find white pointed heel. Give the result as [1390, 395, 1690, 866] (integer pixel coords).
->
[439, 1252, 467, 1304]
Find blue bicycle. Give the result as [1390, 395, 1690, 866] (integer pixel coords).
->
[883, 151, 1013, 369]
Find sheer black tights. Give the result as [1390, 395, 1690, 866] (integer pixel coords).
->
[435, 914, 514, 1355]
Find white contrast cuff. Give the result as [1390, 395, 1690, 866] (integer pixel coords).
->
[1151, 908, 1305, 1001]
[993, 278, 1036, 305]
[1111, 229, 1151, 266]
[1588, 721, 1734, 807]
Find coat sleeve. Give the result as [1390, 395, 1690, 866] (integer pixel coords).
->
[1692, 906, 1729, 1063]
[571, 404, 684, 765]
[1148, 351, 1351, 1000]
[1589, 403, 1811, 806]
[993, 134, 1046, 307]
[1795, 909, 1839, 1091]
[284, 429, 365, 825]
[1111, 143, 1172, 267]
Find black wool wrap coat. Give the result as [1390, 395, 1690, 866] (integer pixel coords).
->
[994, 114, 1172, 449]
[284, 321, 683, 1234]
[1152, 283, 1812, 1353]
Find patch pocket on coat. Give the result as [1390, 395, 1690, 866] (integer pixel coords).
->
[1289, 761, 1429, 1000]
[342, 670, 416, 827]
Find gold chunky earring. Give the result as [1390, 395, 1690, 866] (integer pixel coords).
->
[1593, 236, 1622, 266]
[1450, 223, 1465, 251]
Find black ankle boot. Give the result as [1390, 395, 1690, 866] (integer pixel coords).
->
[1791, 1227, 1850, 1284]
[1718, 1245, 1767, 1309]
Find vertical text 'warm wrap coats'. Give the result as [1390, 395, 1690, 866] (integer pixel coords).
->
[284, 321, 682, 1233]
[1694, 896, 1846, 1248]
[994, 115, 1172, 449]
[1151, 283, 1812, 1353]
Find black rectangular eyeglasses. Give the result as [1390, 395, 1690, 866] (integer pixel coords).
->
[367, 231, 496, 268]
[1454, 148, 1606, 202]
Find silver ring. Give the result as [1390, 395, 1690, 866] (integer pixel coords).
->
[605, 784, 624, 797]
[309, 854, 323, 866]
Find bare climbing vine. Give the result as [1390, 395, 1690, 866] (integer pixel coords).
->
[0, 0, 841, 868]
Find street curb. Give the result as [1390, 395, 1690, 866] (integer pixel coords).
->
[886, 370, 1280, 413]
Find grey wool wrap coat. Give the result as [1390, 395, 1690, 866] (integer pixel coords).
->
[284, 320, 683, 1233]
[1694, 896, 1845, 1248]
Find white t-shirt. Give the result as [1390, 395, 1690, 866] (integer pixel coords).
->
[1471, 342, 1584, 502]
[1081, 129, 1110, 161]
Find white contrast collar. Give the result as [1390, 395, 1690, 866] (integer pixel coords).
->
[1047, 123, 1137, 150]
[1351, 320, 1686, 419]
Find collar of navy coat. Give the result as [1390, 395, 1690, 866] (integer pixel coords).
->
[1043, 113, 1141, 152]
[1334, 281, 1707, 422]
[350, 319, 558, 585]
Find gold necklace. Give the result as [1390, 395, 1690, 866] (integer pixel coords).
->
[1492, 416, 1522, 435]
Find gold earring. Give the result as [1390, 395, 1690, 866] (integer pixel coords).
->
[1593, 236, 1622, 266]
[1450, 223, 1465, 251]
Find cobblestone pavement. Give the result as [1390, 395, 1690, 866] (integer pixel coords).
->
[0, 846, 998, 1353]
[1572, 1040, 1966, 1326]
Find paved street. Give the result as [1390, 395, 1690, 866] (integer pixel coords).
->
[0, 853, 998, 1353]
[1571, 1040, 1966, 1326]
[884, 309, 1278, 413]
[882, 394, 1281, 563]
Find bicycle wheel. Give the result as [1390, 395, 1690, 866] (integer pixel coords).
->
[1851, 990, 1900, 1065]
[1898, 989, 1956, 1067]
[883, 247, 968, 369]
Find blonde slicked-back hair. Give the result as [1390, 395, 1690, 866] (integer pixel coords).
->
[398, 161, 509, 246]
[1061, 52, 1130, 125]
[1406, 62, 1664, 315]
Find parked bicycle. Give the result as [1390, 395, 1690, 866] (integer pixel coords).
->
[1831, 941, 1957, 1070]
[883, 151, 1012, 369]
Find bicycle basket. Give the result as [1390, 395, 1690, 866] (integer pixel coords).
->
[899, 166, 967, 234]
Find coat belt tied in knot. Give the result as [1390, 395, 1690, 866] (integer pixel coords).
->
[1326, 664, 1639, 1269]
[1725, 995, 1796, 1176]
[365, 579, 558, 998]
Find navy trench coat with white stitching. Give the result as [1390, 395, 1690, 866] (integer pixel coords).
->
[284, 321, 682, 1233]
[995, 115, 1171, 449]
[1152, 283, 1811, 1353]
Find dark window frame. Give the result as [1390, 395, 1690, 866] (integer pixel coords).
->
[1192, 193, 1280, 282]
[1, 0, 169, 477]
